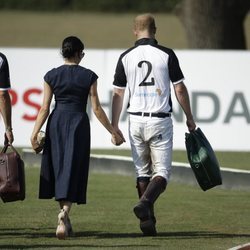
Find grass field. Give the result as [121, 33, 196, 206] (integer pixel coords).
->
[91, 149, 250, 171]
[0, 11, 187, 49]
[0, 10, 250, 49]
[0, 167, 250, 250]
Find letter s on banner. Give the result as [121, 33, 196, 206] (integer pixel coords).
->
[22, 88, 42, 121]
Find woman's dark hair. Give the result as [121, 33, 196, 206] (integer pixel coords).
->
[61, 36, 84, 58]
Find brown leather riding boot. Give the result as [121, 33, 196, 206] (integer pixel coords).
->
[133, 176, 167, 236]
[136, 177, 150, 199]
[141, 176, 167, 204]
[136, 177, 156, 222]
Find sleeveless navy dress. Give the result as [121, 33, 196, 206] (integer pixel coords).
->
[39, 65, 98, 204]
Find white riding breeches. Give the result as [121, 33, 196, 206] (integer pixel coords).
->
[128, 115, 173, 182]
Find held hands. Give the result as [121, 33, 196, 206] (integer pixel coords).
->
[111, 129, 126, 146]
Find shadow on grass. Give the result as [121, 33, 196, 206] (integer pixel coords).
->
[1, 228, 250, 249]
[0, 227, 55, 238]
[0, 228, 151, 249]
[1, 228, 250, 239]
[155, 231, 250, 239]
[74, 231, 250, 239]
[2, 228, 249, 237]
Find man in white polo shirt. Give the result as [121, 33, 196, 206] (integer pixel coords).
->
[111, 13, 196, 236]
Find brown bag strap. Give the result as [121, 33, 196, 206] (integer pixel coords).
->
[1, 143, 20, 156]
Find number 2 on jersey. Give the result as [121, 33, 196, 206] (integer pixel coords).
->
[138, 60, 155, 86]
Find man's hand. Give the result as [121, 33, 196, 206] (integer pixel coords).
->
[186, 119, 196, 132]
[5, 129, 14, 144]
[111, 129, 126, 146]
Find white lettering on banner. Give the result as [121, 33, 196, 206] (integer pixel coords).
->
[0, 48, 249, 151]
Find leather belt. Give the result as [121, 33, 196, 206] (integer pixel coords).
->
[129, 112, 171, 118]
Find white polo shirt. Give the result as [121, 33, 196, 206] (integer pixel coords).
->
[113, 38, 184, 113]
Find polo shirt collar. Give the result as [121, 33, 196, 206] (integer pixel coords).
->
[135, 38, 158, 46]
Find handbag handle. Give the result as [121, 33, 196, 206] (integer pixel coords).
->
[1, 143, 20, 156]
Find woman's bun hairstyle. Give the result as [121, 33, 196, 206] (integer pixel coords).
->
[61, 36, 84, 58]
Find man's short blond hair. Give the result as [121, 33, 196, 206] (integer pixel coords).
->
[134, 13, 156, 34]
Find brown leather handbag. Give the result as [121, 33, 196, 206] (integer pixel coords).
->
[0, 144, 25, 202]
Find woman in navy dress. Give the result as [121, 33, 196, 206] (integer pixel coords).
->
[30, 36, 124, 239]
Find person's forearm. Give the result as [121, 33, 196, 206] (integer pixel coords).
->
[111, 92, 123, 128]
[94, 105, 114, 134]
[0, 92, 12, 130]
[31, 107, 50, 136]
[174, 84, 193, 120]
[178, 92, 193, 119]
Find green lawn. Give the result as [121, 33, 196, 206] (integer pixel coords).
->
[1, 10, 250, 49]
[91, 149, 250, 171]
[0, 11, 187, 49]
[0, 167, 250, 250]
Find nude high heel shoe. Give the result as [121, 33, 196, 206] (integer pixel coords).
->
[56, 209, 68, 240]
